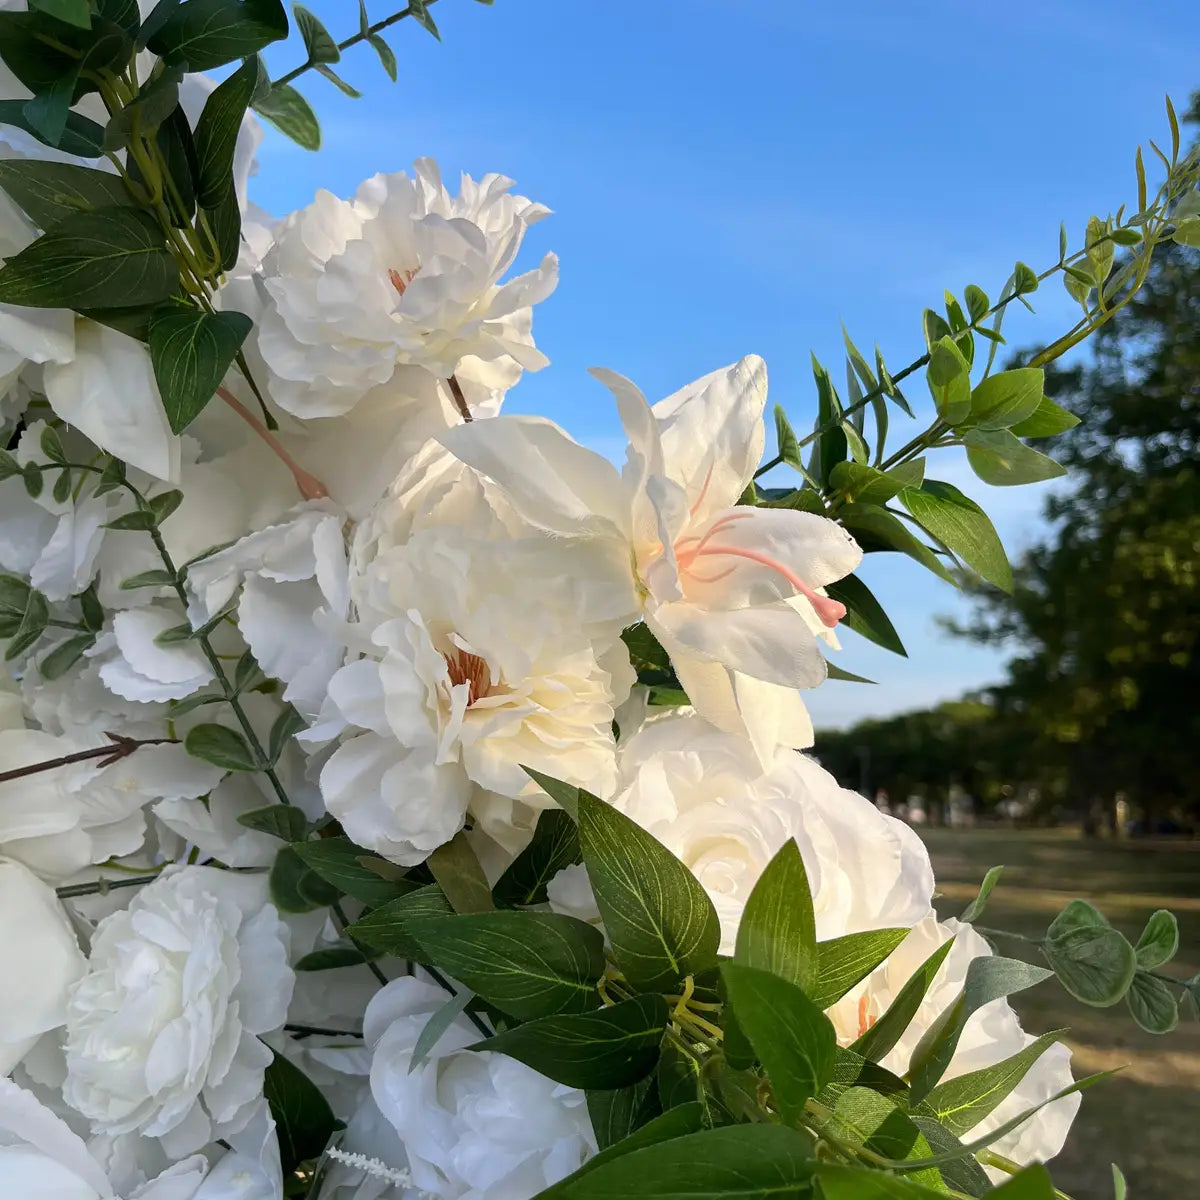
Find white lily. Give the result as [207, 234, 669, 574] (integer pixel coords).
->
[439, 355, 862, 758]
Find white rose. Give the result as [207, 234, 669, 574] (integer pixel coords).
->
[316, 526, 631, 863]
[63, 867, 294, 1157]
[829, 916, 1081, 1175]
[0, 1076, 209, 1200]
[365, 977, 595, 1200]
[0, 859, 85, 1074]
[609, 712, 935, 952]
[254, 158, 556, 419]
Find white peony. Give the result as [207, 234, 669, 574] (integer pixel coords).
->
[253, 158, 556, 419]
[0, 858, 85, 1074]
[314, 524, 632, 863]
[365, 977, 595, 1200]
[440, 357, 863, 760]
[592, 711, 935, 952]
[829, 915, 1081, 1174]
[62, 867, 294, 1157]
[0, 1076, 210, 1200]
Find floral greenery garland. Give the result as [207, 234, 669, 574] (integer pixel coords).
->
[0, 3, 1198, 1200]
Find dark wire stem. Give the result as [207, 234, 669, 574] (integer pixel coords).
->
[272, 2, 442, 89]
[0, 735, 176, 785]
[285, 1023, 364, 1039]
[446, 374, 473, 423]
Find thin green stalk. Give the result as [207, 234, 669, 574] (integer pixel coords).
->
[272, 2, 442, 89]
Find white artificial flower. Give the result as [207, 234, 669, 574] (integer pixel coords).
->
[829, 916, 1081, 1175]
[365, 977, 595, 1200]
[0, 858, 85, 1074]
[440, 357, 863, 760]
[0, 1076, 209, 1200]
[253, 158, 556, 419]
[314, 526, 632, 863]
[95, 606, 216, 703]
[185, 502, 349, 722]
[63, 867, 294, 1157]
[593, 711, 934, 952]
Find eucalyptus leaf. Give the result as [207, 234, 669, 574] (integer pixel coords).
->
[898, 481, 1012, 591]
[252, 83, 320, 151]
[236, 804, 306, 842]
[1042, 900, 1136, 1008]
[1133, 909, 1178, 970]
[964, 368, 1044, 431]
[964, 429, 1067, 487]
[959, 865, 1004, 923]
[184, 723, 257, 772]
[292, 837, 412, 908]
[1125, 970, 1179, 1034]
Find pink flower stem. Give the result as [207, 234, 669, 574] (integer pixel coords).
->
[218, 387, 330, 500]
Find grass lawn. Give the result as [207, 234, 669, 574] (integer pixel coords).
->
[920, 827, 1200, 1200]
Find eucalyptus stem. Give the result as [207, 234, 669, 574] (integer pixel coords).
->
[56, 873, 159, 900]
[272, 1, 442, 90]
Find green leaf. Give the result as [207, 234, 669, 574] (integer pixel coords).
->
[721, 962, 836, 1123]
[348, 884, 453, 957]
[294, 3, 339, 64]
[408, 0, 440, 38]
[103, 62, 183, 152]
[811, 928, 909, 1009]
[51, 466, 72, 504]
[410, 988, 475, 1070]
[814, 1165, 949, 1199]
[236, 804, 306, 841]
[964, 284, 989, 323]
[774, 405, 803, 469]
[908, 956, 1052, 1103]
[0, 574, 33, 639]
[407, 911, 604, 1020]
[586, 1079, 662, 1151]
[959, 865, 1004, 923]
[314, 64, 361, 98]
[839, 504, 955, 584]
[923, 1029, 1065, 1135]
[149, 489, 183, 522]
[965, 368, 1044, 431]
[0, 100, 104, 157]
[30, 0, 92, 27]
[269, 844, 340, 913]
[427, 830, 494, 913]
[1008, 396, 1080, 439]
[252, 82, 320, 150]
[0, 161, 135, 232]
[824, 574, 906, 657]
[292, 837, 411, 908]
[734, 839, 816, 993]
[146, 0, 288, 71]
[829, 460, 924, 507]
[184, 722, 257, 772]
[909, 1117, 993, 1197]
[926, 336, 971, 424]
[1133, 909, 1178, 970]
[1113, 1165, 1127, 1200]
[522, 766, 582, 820]
[21, 464, 43, 500]
[202, 187, 241, 272]
[823, 1088, 944, 1190]
[4, 586, 48, 660]
[148, 307, 251, 433]
[193, 56, 259, 208]
[578, 787, 720, 992]
[809, 355, 847, 484]
[574, 1101, 704, 1180]
[1013, 261, 1039, 295]
[987, 1166, 1058, 1199]
[823, 661, 876, 685]
[963, 429, 1067, 487]
[105, 509, 156, 531]
[898, 481, 1012, 591]
[471, 994, 668, 1090]
[1125, 970, 1178, 1034]
[816, 1048, 908, 1108]
[294, 946, 372, 971]
[538, 1124, 816, 1200]
[0, 207, 177, 309]
[266, 705, 305, 764]
[40, 633, 94, 680]
[262, 1050, 339, 1177]
[368, 31, 397, 80]
[119, 569, 176, 591]
[493, 808, 581, 907]
[1042, 900, 1137, 1008]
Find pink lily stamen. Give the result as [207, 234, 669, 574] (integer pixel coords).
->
[688, 542, 847, 628]
[688, 462, 715, 519]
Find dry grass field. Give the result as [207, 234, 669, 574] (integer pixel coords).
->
[920, 827, 1200, 1200]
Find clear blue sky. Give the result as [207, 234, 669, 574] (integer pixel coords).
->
[251, 0, 1198, 730]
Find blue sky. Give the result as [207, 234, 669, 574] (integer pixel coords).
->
[251, 0, 1198, 730]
